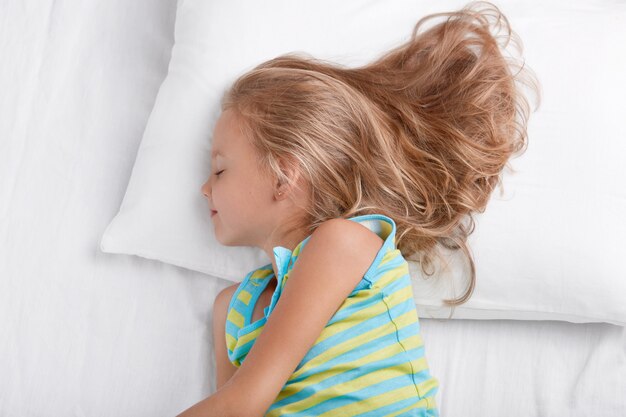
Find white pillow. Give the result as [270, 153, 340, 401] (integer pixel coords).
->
[100, 0, 626, 326]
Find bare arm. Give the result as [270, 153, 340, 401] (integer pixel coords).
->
[213, 284, 240, 389]
[176, 284, 240, 416]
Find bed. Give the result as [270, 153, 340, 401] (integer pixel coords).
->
[1, 0, 624, 416]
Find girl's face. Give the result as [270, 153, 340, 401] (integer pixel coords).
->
[200, 109, 279, 248]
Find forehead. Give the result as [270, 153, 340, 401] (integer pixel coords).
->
[210, 110, 248, 159]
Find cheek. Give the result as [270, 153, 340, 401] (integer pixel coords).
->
[213, 177, 244, 208]
[247, 177, 273, 202]
[210, 180, 226, 205]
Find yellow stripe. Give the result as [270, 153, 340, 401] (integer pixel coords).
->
[236, 322, 265, 346]
[238, 289, 252, 305]
[416, 376, 439, 399]
[317, 384, 424, 417]
[379, 248, 402, 268]
[226, 307, 244, 328]
[251, 268, 272, 279]
[373, 257, 409, 289]
[427, 395, 438, 410]
[293, 243, 304, 257]
[380, 221, 392, 239]
[225, 332, 237, 353]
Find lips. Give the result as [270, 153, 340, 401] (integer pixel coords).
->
[211, 210, 217, 217]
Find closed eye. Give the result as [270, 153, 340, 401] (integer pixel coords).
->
[214, 169, 224, 177]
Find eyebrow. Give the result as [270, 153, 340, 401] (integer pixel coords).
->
[211, 150, 223, 158]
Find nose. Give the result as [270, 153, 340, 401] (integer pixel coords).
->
[201, 178, 211, 198]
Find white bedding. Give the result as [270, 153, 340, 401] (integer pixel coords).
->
[0, 1, 624, 416]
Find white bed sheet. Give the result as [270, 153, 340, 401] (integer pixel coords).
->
[0, 1, 624, 416]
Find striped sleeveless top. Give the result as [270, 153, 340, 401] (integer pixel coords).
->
[225, 213, 440, 416]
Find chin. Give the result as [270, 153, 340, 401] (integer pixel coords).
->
[212, 230, 234, 247]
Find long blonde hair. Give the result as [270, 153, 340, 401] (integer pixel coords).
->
[219, 1, 541, 306]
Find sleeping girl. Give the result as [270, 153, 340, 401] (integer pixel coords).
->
[179, 1, 540, 415]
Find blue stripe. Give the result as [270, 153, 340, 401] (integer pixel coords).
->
[352, 395, 429, 417]
[279, 374, 421, 417]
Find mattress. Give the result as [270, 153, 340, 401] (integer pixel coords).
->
[0, 0, 624, 416]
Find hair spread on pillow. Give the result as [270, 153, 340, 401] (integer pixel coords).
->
[219, 0, 541, 307]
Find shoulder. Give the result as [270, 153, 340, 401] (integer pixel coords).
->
[213, 282, 240, 316]
[294, 217, 385, 284]
[312, 217, 384, 254]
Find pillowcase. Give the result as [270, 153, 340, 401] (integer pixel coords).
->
[100, 0, 626, 326]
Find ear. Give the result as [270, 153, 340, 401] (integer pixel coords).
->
[275, 156, 303, 200]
